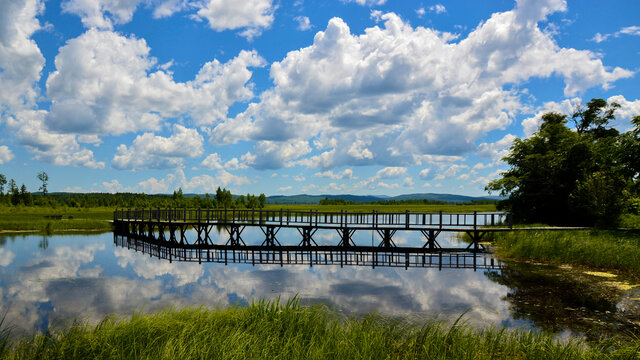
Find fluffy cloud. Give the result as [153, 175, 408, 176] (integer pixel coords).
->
[211, 0, 631, 170]
[295, 16, 312, 31]
[194, 0, 275, 39]
[343, 0, 386, 6]
[112, 125, 204, 170]
[61, 0, 272, 38]
[201, 153, 224, 170]
[356, 166, 407, 190]
[313, 168, 354, 179]
[591, 25, 640, 43]
[375, 167, 407, 179]
[61, 0, 145, 29]
[0, 146, 14, 164]
[429, 4, 446, 14]
[435, 164, 468, 180]
[137, 169, 249, 193]
[606, 95, 640, 130]
[419, 168, 433, 180]
[243, 140, 311, 169]
[476, 134, 517, 164]
[6, 110, 105, 168]
[0, 0, 45, 113]
[45, 29, 264, 135]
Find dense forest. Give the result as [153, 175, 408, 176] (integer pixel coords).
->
[0, 175, 267, 209]
[487, 98, 640, 227]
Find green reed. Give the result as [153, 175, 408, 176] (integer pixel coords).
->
[1, 299, 638, 359]
[493, 230, 640, 272]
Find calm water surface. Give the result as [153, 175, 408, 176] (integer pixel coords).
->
[0, 228, 638, 341]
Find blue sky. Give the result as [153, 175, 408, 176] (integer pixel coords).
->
[0, 0, 639, 196]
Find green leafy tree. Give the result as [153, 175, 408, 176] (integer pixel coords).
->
[215, 187, 233, 208]
[0, 174, 6, 195]
[37, 171, 49, 195]
[487, 98, 637, 227]
[236, 195, 246, 208]
[486, 112, 584, 224]
[9, 179, 19, 205]
[20, 184, 33, 206]
[246, 194, 259, 208]
[258, 193, 267, 208]
[572, 98, 620, 136]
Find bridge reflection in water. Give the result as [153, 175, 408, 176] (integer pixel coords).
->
[114, 235, 503, 271]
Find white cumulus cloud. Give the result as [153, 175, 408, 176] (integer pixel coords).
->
[0, 146, 14, 164]
[0, 0, 45, 113]
[193, 0, 276, 39]
[45, 29, 265, 135]
[112, 125, 204, 170]
[210, 1, 631, 170]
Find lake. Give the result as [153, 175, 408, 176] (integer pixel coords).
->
[0, 227, 638, 342]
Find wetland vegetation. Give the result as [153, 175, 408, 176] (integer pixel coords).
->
[2, 299, 640, 360]
[490, 230, 640, 273]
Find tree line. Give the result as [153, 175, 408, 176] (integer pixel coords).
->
[0, 172, 266, 209]
[487, 98, 640, 227]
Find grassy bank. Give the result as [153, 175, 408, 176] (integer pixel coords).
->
[265, 203, 497, 213]
[492, 230, 640, 273]
[2, 300, 638, 359]
[0, 207, 113, 232]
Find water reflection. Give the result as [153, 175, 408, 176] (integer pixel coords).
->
[486, 261, 640, 341]
[0, 231, 637, 342]
[113, 235, 502, 270]
[0, 232, 518, 337]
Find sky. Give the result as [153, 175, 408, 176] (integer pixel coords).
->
[0, 0, 639, 197]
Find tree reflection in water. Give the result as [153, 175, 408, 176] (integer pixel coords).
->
[485, 261, 640, 341]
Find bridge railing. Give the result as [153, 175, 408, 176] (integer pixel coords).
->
[114, 208, 512, 229]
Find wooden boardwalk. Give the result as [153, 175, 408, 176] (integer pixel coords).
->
[113, 208, 515, 253]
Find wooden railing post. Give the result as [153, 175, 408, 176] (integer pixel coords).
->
[473, 211, 477, 230]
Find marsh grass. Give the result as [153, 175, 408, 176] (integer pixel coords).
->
[1, 299, 639, 359]
[266, 204, 498, 213]
[0, 207, 113, 232]
[492, 230, 640, 272]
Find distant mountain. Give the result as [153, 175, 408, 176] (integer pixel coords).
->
[266, 193, 501, 205]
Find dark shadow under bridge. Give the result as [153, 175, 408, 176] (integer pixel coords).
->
[114, 234, 503, 270]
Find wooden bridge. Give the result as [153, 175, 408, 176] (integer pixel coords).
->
[113, 208, 513, 253]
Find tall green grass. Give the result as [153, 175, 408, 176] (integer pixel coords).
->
[0, 207, 113, 232]
[493, 230, 640, 272]
[266, 203, 497, 213]
[2, 299, 639, 359]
